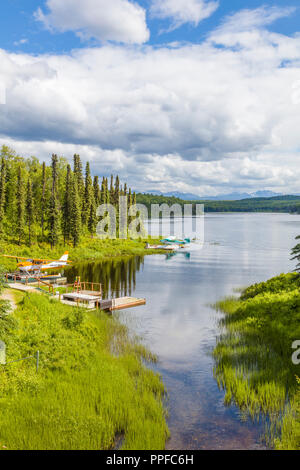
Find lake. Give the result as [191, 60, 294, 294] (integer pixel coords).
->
[67, 212, 300, 450]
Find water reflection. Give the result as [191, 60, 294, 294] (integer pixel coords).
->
[166, 251, 191, 261]
[66, 213, 300, 450]
[66, 256, 144, 299]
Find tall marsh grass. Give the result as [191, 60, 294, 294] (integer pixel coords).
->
[213, 274, 300, 450]
[0, 293, 169, 450]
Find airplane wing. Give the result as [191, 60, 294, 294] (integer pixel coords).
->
[2, 255, 72, 263]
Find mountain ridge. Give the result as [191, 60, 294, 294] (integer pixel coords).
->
[142, 190, 298, 201]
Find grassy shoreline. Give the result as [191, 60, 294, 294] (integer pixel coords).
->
[213, 273, 300, 450]
[0, 289, 169, 450]
[0, 237, 165, 272]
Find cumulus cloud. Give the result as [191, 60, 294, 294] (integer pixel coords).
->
[1, 6, 300, 195]
[150, 0, 219, 29]
[210, 5, 296, 47]
[35, 0, 149, 44]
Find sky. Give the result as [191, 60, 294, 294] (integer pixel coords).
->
[0, 0, 300, 196]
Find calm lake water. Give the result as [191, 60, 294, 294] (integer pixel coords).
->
[67, 213, 300, 450]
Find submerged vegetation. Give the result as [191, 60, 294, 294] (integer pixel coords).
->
[0, 289, 169, 450]
[213, 273, 300, 450]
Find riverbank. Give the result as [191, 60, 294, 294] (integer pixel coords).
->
[0, 237, 164, 272]
[213, 273, 300, 450]
[0, 289, 169, 450]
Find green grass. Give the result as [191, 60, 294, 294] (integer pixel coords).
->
[0, 293, 169, 450]
[213, 273, 300, 450]
[0, 237, 165, 272]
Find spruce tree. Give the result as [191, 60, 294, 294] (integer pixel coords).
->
[62, 164, 72, 244]
[93, 176, 101, 207]
[128, 188, 132, 233]
[16, 166, 25, 245]
[0, 157, 6, 232]
[114, 175, 120, 235]
[48, 154, 59, 248]
[70, 174, 81, 247]
[101, 177, 106, 204]
[88, 195, 97, 236]
[26, 178, 34, 246]
[73, 154, 84, 206]
[82, 162, 93, 225]
[291, 236, 300, 272]
[110, 175, 114, 203]
[41, 162, 47, 240]
[114, 175, 120, 206]
[105, 178, 110, 205]
[4, 164, 14, 220]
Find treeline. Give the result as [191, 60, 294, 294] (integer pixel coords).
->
[136, 193, 300, 214]
[0, 146, 136, 247]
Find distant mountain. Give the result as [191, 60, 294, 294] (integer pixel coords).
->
[201, 191, 282, 201]
[144, 190, 282, 201]
[144, 190, 202, 200]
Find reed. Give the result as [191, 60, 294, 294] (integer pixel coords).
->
[0, 292, 169, 450]
[213, 274, 300, 449]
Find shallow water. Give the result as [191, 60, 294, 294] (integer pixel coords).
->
[67, 213, 300, 450]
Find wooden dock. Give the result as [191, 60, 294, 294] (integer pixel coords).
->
[61, 293, 146, 311]
[62, 292, 102, 308]
[7, 277, 146, 313]
[110, 297, 146, 311]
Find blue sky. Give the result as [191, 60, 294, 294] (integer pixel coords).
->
[1, 0, 300, 53]
[0, 1, 300, 196]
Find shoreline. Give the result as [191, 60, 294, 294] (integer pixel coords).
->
[213, 273, 300, 450]
[0, 286, 169, 450]
[0, 237, 166, 272]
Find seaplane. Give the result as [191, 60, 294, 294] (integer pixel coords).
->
[160, 237, 191, 246]
[2, 252, 71, 274]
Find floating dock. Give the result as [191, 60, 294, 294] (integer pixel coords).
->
[62, 292, 102, 308]
[6, 275, 146, 313]
[6, 273, 67, 284]
[110, 297, 146, 311]
[61, 293, 146, 311]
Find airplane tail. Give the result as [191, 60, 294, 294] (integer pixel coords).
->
[60, 252, 69, 262]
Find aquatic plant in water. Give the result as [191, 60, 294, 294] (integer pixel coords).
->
[213, 274, 300, 449]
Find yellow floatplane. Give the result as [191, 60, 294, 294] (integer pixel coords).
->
[2, 252, 71, 274]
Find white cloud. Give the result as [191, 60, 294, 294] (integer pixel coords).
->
[1, 7, 300, 195]
[210, 6, 295, 47]
[35, 0, 149, 44]
[13, 39, 28, 46]
[151, 0, 219, 29]
[217, 5, 294, 32]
